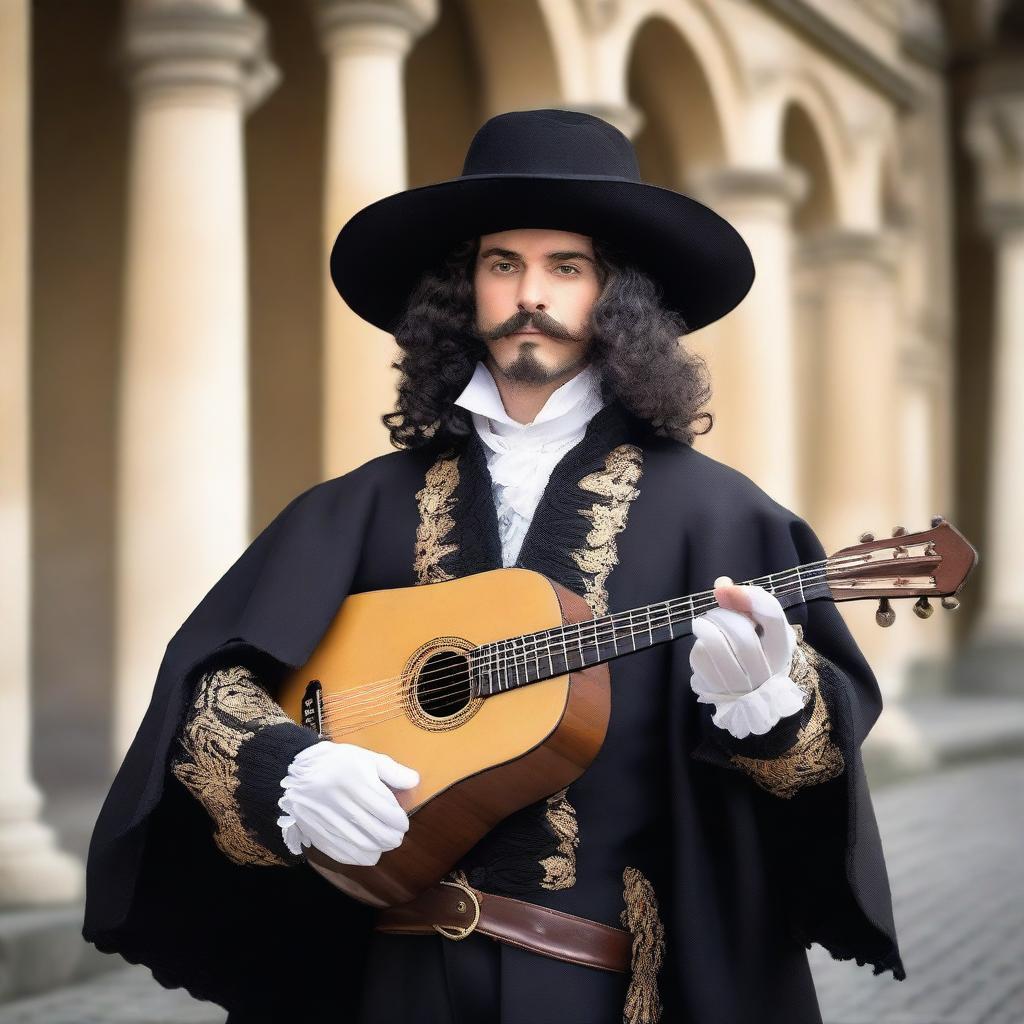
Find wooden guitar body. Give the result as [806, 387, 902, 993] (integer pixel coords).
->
[275, 568, 610, 908]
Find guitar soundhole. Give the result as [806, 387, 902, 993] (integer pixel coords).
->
[416, 650, 472, 719]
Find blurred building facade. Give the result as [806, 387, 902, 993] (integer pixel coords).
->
[2, 0, 1020, 906]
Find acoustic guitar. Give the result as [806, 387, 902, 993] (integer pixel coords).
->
[276, 516, 978, 908]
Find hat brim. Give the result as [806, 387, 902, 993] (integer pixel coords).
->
[329, 174, 754, 335]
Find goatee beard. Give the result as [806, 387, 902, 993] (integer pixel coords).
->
[498, 348, 586, 385]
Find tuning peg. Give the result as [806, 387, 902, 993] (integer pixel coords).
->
[892, 525, 908, 537]
[860, 531, 875, 543]
[876, 597, 896, 627]
[941, 595, 960, 611]
[894, 545, 908, 557]
[931, 514, 945, 528]
[924, 542, 937, 557]
[913, 596, 933, 619]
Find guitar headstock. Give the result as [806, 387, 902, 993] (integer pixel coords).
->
[825, 515, 979, 626]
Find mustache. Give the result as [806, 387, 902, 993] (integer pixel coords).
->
[481, 309, 587, 344]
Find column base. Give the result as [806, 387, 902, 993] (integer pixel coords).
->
[0, 819, 83, 907]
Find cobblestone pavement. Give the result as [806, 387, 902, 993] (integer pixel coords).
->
[809, 757, 1024, 1024]
[2, 758, 1022, 1023]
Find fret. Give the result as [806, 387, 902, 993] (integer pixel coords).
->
[469, 558, 837, 700]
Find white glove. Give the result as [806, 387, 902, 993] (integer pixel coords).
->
[276, 742, 420, 866]
[689, 577, 805, 739]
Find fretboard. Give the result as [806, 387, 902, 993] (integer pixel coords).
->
[469, 560, 835, 698]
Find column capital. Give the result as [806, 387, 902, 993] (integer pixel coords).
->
[120, 1, 278, 113]
[796, 227, 900, 274]
[685, 164, 809, 213]
[965, 89, 1024, 237]
[313, 0, 437, 56]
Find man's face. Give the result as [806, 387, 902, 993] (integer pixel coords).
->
[473, 228, 601, 385]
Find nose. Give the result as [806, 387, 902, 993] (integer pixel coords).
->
[515, 263, 548, 314]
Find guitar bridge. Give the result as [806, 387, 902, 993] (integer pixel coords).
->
[301, 680, 324, 735]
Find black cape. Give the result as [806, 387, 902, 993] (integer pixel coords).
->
[83, 400, 904, 1021]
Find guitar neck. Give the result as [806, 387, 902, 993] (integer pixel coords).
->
[470, 560, 837, 698]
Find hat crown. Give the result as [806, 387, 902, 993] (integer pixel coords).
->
[460, 108, 641, 181]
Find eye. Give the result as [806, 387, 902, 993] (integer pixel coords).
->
[556, 265, 581, 275]
[492, 261, 516, 273]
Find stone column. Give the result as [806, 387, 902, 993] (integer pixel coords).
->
[114, 0, 277, 759]
[966, 91, 1024, 673]
[686, 166, 807, 511]
[797, 229, 905, 682]
[795, 227, 936, 773]
[313, 0, 436, 479]
[0, 0, 82, 902]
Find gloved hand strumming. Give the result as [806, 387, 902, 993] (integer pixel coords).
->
[276, 741, 420, 866]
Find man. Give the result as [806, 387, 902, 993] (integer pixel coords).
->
[83, 109, 904, 1023]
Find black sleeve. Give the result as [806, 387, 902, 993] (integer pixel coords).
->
[170, 651, 324, 866]
[689, 512, 906, 980]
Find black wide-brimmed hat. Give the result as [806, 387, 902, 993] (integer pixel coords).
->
[329, 108, 754, 335]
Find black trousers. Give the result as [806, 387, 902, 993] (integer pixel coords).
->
[353, 929, 631, 1024]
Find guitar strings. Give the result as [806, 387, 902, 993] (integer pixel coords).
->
[314, 556, 859, 731]
[317, 562, 853, 737]
[319, 568, 834, 739]
[315, 552, 862, 714]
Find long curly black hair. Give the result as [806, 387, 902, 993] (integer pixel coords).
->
[381, 236, 714, 449]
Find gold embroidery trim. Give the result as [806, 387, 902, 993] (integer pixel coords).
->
[538, 787, 579, 890]
[572, 443, 644, 616]
[413, 448, 460, 585]
[620, 866, 665, 1024]
[728, 624, 846, 799]
[172, 664, 295, 867]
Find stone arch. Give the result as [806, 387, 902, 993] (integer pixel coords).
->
[781, 101, 840, 233]
[771, 69, 851, 222]
[457, 0, 564, 116]
[625, 14, 728, 188]
[616, 0, 743, 160]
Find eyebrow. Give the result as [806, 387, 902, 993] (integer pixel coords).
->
[479, 247, 594, 264]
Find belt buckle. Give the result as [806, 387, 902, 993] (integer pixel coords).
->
[432, 878, 481, 941]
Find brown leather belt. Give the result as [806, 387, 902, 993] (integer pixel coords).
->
[374, 877, 631, 973]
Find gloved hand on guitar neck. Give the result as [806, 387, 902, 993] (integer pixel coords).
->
[688, 575, 806, 740]
[276, 742, 420, 866]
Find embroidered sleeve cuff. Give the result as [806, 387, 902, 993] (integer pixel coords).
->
[171, 662, 322, 867]
[724, 625, 846, 798]
[235, 721, 323, 862]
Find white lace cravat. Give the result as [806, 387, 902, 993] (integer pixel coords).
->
[452, 361, 606, 567]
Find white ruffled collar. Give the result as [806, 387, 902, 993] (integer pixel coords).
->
[453, 360, 605, 455]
